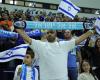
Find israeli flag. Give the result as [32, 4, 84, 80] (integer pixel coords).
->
[58, 0, 80, 19]
[95, 16, 100, 35]
[0, 44, 28, 62]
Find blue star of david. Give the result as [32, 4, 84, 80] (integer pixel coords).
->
[68, 6, 71, 11]
[6, 50, 13, 56]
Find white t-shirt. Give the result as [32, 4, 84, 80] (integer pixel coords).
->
[78, 73, 97, 80]
[13, 65, 38, 80]
[30, 39, 75, 80]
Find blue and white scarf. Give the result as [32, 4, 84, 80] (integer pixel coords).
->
[20, 64, 35, 80]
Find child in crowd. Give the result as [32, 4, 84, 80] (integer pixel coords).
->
[13, 48, 38, 80]
[78, 60, 98, 80]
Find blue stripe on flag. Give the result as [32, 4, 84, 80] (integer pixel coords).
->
[98, 17, 100, 20]
[97, 26, 100, 31]
[59, 7, 74, 18]
[0, 46, 28, 54]
[0, 55, 25, 60]
[63, 0, 80, 12]
[11, 46, 28, 50]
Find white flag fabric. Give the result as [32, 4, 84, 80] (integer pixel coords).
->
[0, 44, 28, 62]
[58, 0, 80, 19]
[95, 16, 100, 35]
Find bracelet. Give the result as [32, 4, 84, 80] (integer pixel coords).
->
[89, 30, 94, 34]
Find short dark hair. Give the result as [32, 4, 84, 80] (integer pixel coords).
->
[26, 47, 35, 59]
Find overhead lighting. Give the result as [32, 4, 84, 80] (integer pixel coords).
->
[9, 1, 13, 4]
[95, 10, 99, 15]
[10, 1, 17, 4]
[14, 1, 17, 4]
[0, 0, 2, 3]
[28, 3, 36, 7]
[29, 3, 33, 6]
[33, 3, 36, 7]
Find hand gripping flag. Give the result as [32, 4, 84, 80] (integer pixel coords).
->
[58, 0, 80, 19]
[0, 44, 28, 62]
[95, 16, 100, 35]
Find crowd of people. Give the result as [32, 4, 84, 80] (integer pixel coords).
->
[0, 6, 100, 80]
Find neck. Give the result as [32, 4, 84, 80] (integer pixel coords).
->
[48, 39, 57, 43]
[85, 71, 90, 73]
[26, 64, 31, 67]
[65, 37, 72, 41]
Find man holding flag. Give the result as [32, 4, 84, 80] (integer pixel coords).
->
[0, 0, 99, 80]
[15, 25, 97, 80]
[13, 0, 99, 80]
[14, 22, 97, 80]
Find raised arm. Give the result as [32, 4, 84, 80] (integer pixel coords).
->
[16, 29, 32, 44]
[75, 30, 95, 45]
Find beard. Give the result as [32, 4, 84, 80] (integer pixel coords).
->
[46, 36, 56, 42]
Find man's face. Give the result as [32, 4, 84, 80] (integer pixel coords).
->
[46, 30, 56, 42]
[64, 30, 72, 39]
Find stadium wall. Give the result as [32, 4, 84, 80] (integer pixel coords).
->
[0, 3, 99, 18]
[27, 0, 100, 9]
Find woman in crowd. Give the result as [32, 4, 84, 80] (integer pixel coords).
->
[90, 37, 100, 79]
[80, 37, 100, 79]
[78, 60, 98, 80]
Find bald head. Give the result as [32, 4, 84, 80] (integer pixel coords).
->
[46, 30, 57, 42]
